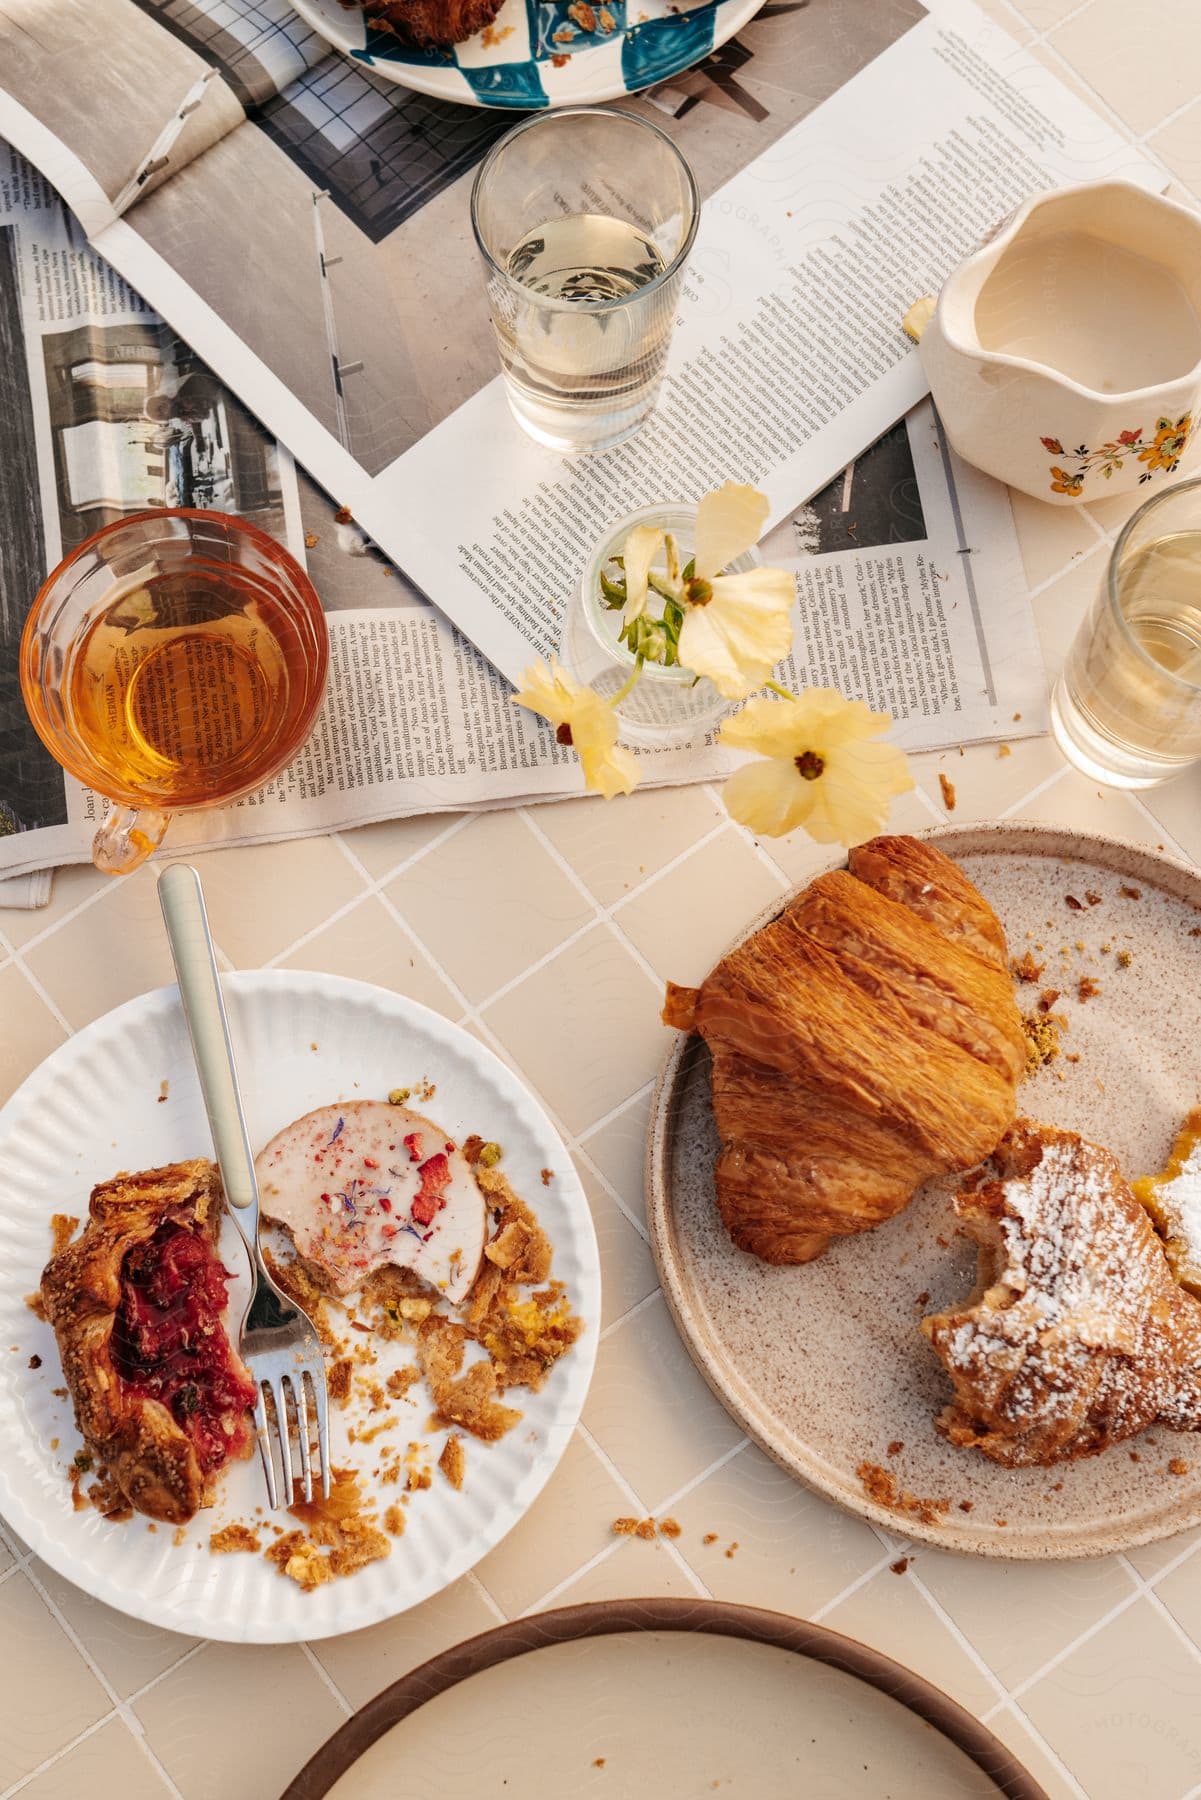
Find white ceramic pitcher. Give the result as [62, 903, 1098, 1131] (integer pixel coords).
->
[919, 181, 1201, 506]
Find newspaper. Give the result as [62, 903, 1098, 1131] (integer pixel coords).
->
[0, 152, 1043, 885]
[0, 0, 1158, 680]
[0, 0, 1160, 886]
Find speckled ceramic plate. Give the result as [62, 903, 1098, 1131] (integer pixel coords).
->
[290, 0, 756, 110]
[0, 971, 600, 1641]
[282, 1599, 1047, 1798]
[648, 824, 1201, 1559]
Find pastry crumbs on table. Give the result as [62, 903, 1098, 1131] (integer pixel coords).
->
[938, 772, 956, 811]
[702, 1532, 719, 1544]
[1011, 950, 1044, 983]
[887, 1439, 904, 1456]
[889, 1557, 910, 1575]
[724, 1541, 739, 1558]
[1078, 976, 1102, 1002]
[1170, 1459, 1190, 1476]
[28, 1353, 40, 1369]
[659, 1517, 681, 1538]
[1120, 885, 1141, 900]
[1116, 949, 1132, 968]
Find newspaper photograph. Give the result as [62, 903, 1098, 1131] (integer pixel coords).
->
[0, 148, 1044, 883]
[0, 0, 1158, 686]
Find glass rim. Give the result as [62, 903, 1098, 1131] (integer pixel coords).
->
[1104, 475, 1201, 695]
[469, 106, 700, 316]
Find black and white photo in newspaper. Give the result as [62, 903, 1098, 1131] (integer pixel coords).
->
[0, 0, 1159, 687]
[0, 151, 1044, 883]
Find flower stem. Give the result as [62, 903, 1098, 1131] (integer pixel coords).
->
[610, 656, 645, 708]
[765, 678, 799, 702]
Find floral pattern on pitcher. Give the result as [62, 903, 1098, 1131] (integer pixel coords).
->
[1043, 415, 1194, 495]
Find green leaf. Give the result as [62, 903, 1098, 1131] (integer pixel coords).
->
[599, 568, 627, 608]
[681, 557, 696, 582]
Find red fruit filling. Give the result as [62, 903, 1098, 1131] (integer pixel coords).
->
[111, 1223, 255, 1473]
[411, 1152, 451, 1228]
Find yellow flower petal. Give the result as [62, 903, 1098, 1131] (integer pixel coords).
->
[719, 689, 893, 758]
[719, 687, 912, 845]
[620, 524, 665, 626]
[676, 567, 795, 699]
[694, 482, 770, 579]
[512, 657, 581, 731]
[723, 756, 819, 837]
[513, 661, 641, 800]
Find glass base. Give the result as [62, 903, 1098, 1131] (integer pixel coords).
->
[502, 381, 658, 455]
[560, 582, 728, 749]
[1049, 675, 1196, 790]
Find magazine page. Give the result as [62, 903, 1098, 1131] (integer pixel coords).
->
[0, 0, 245, 225]
[0, 137, 1044, 881]
[2, 0, 1154, 686]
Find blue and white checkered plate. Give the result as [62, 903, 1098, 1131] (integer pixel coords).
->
[290, 0, 761, 107]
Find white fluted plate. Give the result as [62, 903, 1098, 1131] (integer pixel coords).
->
[0, 971, 600, 1642]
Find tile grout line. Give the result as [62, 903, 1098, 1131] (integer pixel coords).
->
[997, 762, 1071, 819]
[3, 869, 124, 959]
[808, 1549, 898, 1623]
[0, 1710, 121, 1800]
[465, 1567, 510, 1624]
[901, 1566, 1011, 1710]
[988, 1701, 1092, 1800]
[598, 1287, 662, 1341]
[332, 810, 476, 890]
[999, 1585, 1145, 1705]
[300, 1639, 355, 1717]
[0, 926, 74, 1037]
[651, 1434, 751, 1517]
[571, 1136, 653, 1247]
[1118, 1553, 1201, 1674]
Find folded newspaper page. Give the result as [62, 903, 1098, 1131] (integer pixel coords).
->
[0, 146, 1041, 882]
[0, 0, 1159, 688]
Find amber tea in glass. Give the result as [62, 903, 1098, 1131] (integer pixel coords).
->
[21, 510, 328, 872]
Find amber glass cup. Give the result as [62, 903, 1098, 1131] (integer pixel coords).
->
[21, 510, 328, 874]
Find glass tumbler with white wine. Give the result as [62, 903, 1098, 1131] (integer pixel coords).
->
[470, 108, 698, 454]
[1052, 478, 1201, 787]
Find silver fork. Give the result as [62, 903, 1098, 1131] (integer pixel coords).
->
[158, 862, 330, 1507]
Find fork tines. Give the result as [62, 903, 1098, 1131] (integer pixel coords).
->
[253, 1368, 331, 1509]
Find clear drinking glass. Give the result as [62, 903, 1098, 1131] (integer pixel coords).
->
[20, 510, 328, 873]
[563, 503, 755, 747]
[1051, 478, 1201, 788]
[470, 108, 699, 455]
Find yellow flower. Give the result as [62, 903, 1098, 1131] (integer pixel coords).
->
[620, 523, 665, 627]
[1138, 414, 1192, 473]
[719, 690, 912, 844]
[513, 659, 640, 799]
[1049, 465, 1083, 496]
[693, 481, 771, 579]
[676, 567, 796, 700]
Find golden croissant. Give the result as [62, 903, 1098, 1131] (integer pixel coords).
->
[663, 835, 1025, 1264]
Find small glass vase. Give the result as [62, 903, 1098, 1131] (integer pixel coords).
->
[565, 504, 759, 748]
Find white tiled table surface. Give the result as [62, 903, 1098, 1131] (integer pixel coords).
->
[4, 5, 1201, 1794]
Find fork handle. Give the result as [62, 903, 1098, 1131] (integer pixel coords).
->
[158, 863, 260, 1235]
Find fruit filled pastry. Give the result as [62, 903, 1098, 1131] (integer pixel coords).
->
[40, 1160, 255, 1524]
